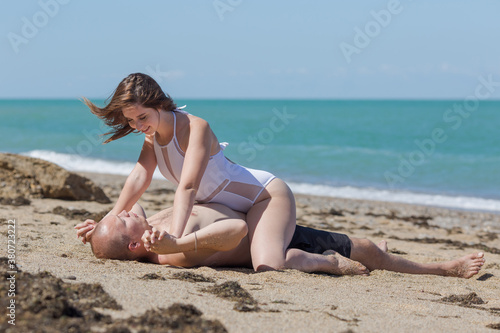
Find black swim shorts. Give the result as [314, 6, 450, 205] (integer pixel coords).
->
[287, 225, 352, 258]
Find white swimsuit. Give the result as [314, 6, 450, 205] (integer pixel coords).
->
[153, 109, 276, 212]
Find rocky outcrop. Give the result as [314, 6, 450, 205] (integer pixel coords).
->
[0, 153, 110, 204]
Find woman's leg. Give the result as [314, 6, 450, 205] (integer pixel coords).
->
[246, 178, 296, 271]
[285, 248, 370, 275]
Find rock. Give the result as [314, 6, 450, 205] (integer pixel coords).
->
[52, 206, 108, 221]
[0, 153, 110, 203]
[0, 196, 31, 206]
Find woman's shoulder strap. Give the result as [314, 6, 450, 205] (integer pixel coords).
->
[173, 105, 189, 115]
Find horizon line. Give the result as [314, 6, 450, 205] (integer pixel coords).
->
[2, 97, 500, 102]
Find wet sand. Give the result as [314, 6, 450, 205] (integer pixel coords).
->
[1, 172, 499, 332]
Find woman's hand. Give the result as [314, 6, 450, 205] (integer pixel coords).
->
[141, 227, 179, 254]
[74, 219, 97, 244]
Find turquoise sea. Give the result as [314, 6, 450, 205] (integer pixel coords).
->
[1, 99, 499, 212]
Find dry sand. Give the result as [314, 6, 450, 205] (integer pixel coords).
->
[1, 172, 499, 332]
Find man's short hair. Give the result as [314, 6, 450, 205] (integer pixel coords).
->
[89, 217, 137, 260]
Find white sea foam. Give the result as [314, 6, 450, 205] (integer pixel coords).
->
[22, 150, 164, 179]
[288, 182, 500, 213]
[19, 150, 500, 213]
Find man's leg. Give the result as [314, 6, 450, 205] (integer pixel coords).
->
[282, 225, 368, 275]
[349, 238, 485, 278]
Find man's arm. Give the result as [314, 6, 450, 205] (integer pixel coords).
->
[142, 217, 248, 254]
[157, 234, 252, 268]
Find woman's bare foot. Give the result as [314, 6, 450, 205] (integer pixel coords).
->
[443, 252, 485, 279]
[323, 250, 370, 276]
[377, 240, 388, 252]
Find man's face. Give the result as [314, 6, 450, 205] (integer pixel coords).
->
[116, 210, 151, 239]
[101, 210, 151, 241]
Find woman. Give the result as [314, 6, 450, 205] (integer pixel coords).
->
[84, 73, 296, 271]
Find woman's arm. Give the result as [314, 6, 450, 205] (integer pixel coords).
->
[169, 117, 214, 237]
[109, 135, 157, 216]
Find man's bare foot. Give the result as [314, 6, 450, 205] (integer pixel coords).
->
[377, 240, 388, 252]
[444, 252, 485, 279]
[323, 250, 370, 276]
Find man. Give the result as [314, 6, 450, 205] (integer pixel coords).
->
[75, 203, 485, 278]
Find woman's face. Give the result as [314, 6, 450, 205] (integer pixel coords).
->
[122, 104, 160, 135]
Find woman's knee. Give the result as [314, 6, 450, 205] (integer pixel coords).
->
[252, 255, 286, 272]
[253, 261, 285, 272]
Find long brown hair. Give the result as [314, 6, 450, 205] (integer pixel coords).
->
[83, 73, 177, 143]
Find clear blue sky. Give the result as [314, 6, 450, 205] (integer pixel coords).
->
[1, 0, 500, 99]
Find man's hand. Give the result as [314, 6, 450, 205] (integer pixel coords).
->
[141, 227, 179, 254]
[74, 219, 96, 244]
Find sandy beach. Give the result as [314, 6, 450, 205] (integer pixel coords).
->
[1, 170, 500, 332]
